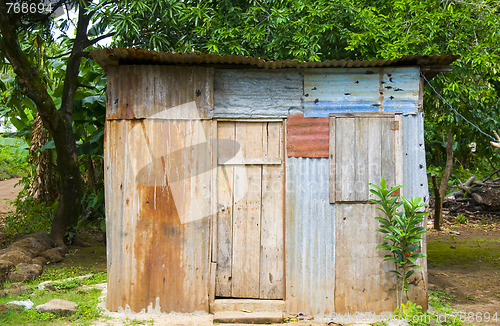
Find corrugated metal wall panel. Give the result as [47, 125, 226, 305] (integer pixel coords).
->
[106, 65, 213, 120]
[286, 157, 336, 316]
[403, 113, 429, 201]
[402, 112, 429, 308]
[304, 67, 420, 117]
[105, 119, 211, 313]
[213, 69, 303, 118]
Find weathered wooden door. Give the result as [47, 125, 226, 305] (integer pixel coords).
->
[215, 121, 284, 299]
[329, 112, 403, 313]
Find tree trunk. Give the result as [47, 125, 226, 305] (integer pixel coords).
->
[0, 0, 84, 247]
[432, 130, 454, 231]
[29, 114, 58, 204]
[431, 174, 442, 231]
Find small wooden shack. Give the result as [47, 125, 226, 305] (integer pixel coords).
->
[91, 48, 458, 318]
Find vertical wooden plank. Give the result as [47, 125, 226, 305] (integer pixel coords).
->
[381, 117, 396, 188]
[215, 122, 235, 297]
[211, 120, 218, 263]
[209, 120, 218, 304]
[232, 164, 262, 298]
[264, 122, 283, 160]
[237, 121, 264, 158]
[231, 121, 264, 298]
[329, 117, 336, 203]
[394, 114, 403, 196]
[260, 121, 284, 299]
[368, 118, 383, 200]
[335, 203, 397, 313]
[337, 118, 356, 201]
[209, 262, 217, 306]
[353, 118, 369, 201]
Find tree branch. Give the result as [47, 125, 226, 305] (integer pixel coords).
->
[85, 32, 115, 47]
[78, 83, 96, 89]
[59, 0, 92, 121]
[45, 51, 72, 60]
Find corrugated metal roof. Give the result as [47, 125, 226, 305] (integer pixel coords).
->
[91, 48, 459, 71]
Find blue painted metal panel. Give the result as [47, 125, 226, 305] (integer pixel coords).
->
[304, 67, 420, 117]
[285, 157, 336, 316]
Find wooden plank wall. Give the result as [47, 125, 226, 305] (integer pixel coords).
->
[106, 65, 213, 120]
[329, 113, 403, 203]
[334, 204, 398, 313]
[215, 121, 284, 299]
[105, 119, 212, 313]
[330, 112, 403, 313]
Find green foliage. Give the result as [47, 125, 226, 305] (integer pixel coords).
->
[395, 301, 431, 326]
[3, 184, 56, 238]
[369, 178, 428, 306]
[0, 287, 103, 326]
[0, 137, 29, 180]
[456, 214, 466, 224]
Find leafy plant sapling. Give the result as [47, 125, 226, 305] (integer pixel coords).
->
[369, 178, 428, 307]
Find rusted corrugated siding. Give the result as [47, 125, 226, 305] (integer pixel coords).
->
[286, 114, 329, 157]
[304, 67, 420, 117]
[285, 157, 336, 316]
[105, 119, 212, 313]
[106, 65, 213, 120]
[213, 69, 303, 118]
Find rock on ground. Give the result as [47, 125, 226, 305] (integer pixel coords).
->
[0, 303, 23, 312]
[0, 282, 32, 296]
[0, 248, 32, 265]
[7, 263, 43, 282]
[31, 256, 48, 267]
[0, 259, 15, 283]
[36, 299, 78, 316]
[40, 247, 65, 263]
[10, 234, 51, 258]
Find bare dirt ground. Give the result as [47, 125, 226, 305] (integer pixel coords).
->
[427, 220, 500, 325]
[0, 177, 21, 216]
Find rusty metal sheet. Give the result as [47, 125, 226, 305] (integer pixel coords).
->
[91, 48, 459, 75]
[106, 65, 213, 120]
[304, 67, 420, 117]
[286, 114, 329, 157]
[285, 157, 336, 316]
[104, 119, 212, 313]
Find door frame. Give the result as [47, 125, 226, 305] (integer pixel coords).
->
[208, 118, 286, 301]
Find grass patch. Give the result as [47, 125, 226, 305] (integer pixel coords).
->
[427, 237, 500, 268]
[0, 286, 104, 325]
[0, 265, 107, 325]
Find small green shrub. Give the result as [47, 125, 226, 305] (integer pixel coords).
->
[456, 214, 467, 224]
[370, 178, 428, 307]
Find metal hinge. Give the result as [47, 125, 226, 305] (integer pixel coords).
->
[392, 121, 399, 131]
